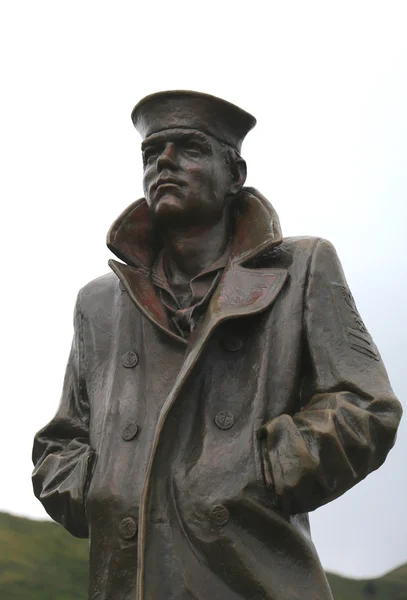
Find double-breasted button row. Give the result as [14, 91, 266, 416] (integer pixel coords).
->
[121, 351, 139, 368]
[214, 411, 235, 430]
[210, 504, 229, 526]
[119, 516, 138, 540]
[222, 335, 243, 352]
[122, 421, 139, 441]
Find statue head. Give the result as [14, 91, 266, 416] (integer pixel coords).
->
[131, 91, 256, 227]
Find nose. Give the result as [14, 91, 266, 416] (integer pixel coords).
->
[156, 142, 178, 171]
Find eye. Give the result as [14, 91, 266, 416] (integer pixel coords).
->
[184, 142, 203, 156]
[142, 148, 158, 166]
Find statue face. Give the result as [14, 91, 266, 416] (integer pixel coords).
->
[142, 128, 233, 226]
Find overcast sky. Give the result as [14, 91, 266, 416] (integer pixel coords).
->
[1, 0, 406, 580]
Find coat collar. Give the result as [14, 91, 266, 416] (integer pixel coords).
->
[107, 187, 287, 345]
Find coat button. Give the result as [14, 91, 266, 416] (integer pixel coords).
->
[214, 411, 235, 430]
[222, 335, 243, 352]
[122, 351, 139, 368]
[119, 516, 138, 540]
[210, 505, 229, 526]
[122, 422, 139, 441]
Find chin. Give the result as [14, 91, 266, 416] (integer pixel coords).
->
[150, 193, 221, 227]
[152, 193, 188, 223]
[154, 192, 183, 211]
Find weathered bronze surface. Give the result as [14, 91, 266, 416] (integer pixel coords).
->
[32, 91, 402, 599]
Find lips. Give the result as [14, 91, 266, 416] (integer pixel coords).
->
[151, 176, 186, 201]
[154, 177, 182, 191]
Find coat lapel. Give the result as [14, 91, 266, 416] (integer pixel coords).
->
[108, 259, 186, 345]
[181, 263, 287, 377]
[188, 264, 287, 350]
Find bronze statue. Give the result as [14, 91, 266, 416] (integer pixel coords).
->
[32, 91, 402, 600]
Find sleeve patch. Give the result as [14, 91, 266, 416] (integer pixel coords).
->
[347, 327, 380, 361]
[332, 284, 380, 361]
[334, 284, 368, 334]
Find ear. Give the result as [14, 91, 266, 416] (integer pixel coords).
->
[229, 156, 247, 196]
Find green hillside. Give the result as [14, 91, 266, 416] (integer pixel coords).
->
[327, 565, 407, 600]
[0, 512, 88, 600]
[0, 511, 406, 599]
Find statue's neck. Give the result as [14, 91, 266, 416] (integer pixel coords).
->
[160, 210, 232, 285]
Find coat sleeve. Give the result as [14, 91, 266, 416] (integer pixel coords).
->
[32, 291, 94, 538]
[259, 238, 402, 514]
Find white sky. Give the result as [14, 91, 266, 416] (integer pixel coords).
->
[1, 0, 406, 580]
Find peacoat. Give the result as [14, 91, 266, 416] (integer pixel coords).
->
[32, 188, 402, 600]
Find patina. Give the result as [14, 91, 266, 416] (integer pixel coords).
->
[32, 91, 402, 600]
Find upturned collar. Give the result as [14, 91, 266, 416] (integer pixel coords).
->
[107, 187, 283, 270]
[107, 188, 286, 345]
